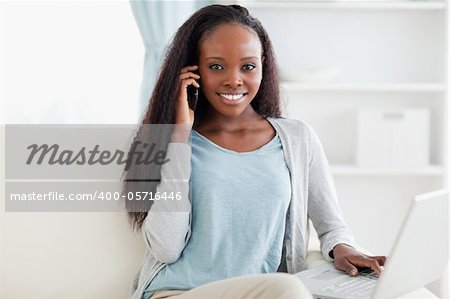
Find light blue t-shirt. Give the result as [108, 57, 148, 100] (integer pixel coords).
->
[143, 130, 291, 298]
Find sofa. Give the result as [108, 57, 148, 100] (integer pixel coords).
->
[0, 213, 328, 299]
[0, 212, 441, 299]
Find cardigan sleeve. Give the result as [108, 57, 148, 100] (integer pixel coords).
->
[306, 125, 358, 261]
[142, 143, 192, 264]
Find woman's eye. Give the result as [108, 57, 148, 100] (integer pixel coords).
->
[242, 64, 256, 71]
[209, 64, 223, 70]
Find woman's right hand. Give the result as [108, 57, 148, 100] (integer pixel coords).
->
[171, 65, 201, 143]
[174, 65, 200, 125]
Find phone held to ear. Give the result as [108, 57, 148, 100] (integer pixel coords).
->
[187, 85, 199, 111]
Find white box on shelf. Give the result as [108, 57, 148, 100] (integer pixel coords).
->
[356, 108, 430, 168]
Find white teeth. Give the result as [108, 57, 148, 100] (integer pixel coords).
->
[220, 94, 244, 101]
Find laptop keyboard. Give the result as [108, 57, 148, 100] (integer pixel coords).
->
[319, 269, 378, 297]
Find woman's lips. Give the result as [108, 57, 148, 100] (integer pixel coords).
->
[217, 93, 247, 105]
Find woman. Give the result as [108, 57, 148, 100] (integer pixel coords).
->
[125, 4, 386, 299]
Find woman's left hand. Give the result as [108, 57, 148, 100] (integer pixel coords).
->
[332, 243, 387, 277]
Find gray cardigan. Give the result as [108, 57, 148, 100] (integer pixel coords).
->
[129, 117, 357, 299]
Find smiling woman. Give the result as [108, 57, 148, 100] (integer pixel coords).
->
[123, 4, 386, 299]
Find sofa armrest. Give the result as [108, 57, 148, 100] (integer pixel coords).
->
[306, 219, 328, 269]
[306, 250, 328, 269]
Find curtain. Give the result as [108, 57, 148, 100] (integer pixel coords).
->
[130, 0, 213, 113]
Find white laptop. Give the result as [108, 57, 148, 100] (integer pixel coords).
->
[296, 189, 449, 299]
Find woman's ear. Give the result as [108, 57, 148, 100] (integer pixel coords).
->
[261, 55, 265, 64]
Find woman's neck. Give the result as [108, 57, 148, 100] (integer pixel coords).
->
[196, 105, 264, 133]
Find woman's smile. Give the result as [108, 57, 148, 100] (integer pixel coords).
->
[217, 92, 248, 105]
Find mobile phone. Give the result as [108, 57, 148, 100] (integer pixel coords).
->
[187, 85, 199, 111]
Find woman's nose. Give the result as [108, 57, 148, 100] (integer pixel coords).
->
[223, 71, 243, 88]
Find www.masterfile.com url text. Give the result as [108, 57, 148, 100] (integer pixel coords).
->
[9, 191, 183, 201]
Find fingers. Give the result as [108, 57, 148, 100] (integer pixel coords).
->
[180, 72, 200, 81]
[338, 258, 359, 277]
[179, 65, 200, 89]
[180, 65, 198, 74]
[368, 255, 387, 266]
[348, 256, 383, 275]
[181, 78, 200, 89]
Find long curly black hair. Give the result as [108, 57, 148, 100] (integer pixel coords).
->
[124, 4, 281, 231]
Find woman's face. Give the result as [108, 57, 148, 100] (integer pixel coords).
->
[198, 24, 263, 119]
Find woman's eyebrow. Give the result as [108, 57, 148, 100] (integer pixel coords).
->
[206, 56, 259, 61]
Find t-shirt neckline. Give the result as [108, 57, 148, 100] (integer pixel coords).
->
[191, 129, 279, 155]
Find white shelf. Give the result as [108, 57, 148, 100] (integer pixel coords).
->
[331, 165, 444, 176]
[280, 82, 446, 92]
[238, 1, 447, 10]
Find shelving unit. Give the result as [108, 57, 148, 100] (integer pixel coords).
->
[281, 82, 446, 92]
[331, 165, 444, 176]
